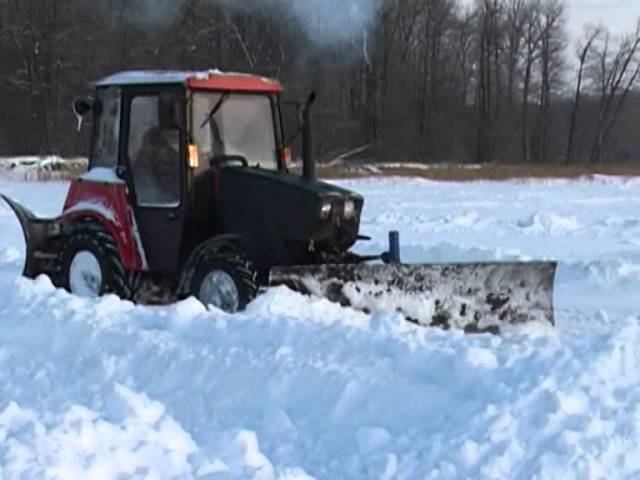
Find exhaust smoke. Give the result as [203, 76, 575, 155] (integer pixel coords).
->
[129, 0, 382, 46]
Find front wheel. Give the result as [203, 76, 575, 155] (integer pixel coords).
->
[58, 222, 133, 300]
[190, 250, 258, 313]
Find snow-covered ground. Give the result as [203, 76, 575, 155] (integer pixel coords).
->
[1, 176, 640, 479]
[0, 156, 87, 181]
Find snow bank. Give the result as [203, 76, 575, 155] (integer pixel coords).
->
[517, 212, 580, 234]
[1, 176, 640, 478]
[0, 385, 200, 479]
[2, 275, 639, 478]
[0, 156, 87, 181]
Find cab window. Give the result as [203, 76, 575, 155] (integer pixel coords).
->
[90, 87, 121, 169]
[128, 95, 181, 207]
[192, 92, 278, 174]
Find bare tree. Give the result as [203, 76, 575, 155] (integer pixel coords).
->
[504, 0, 527, 107]
[475, 0, 501, 163]
[519, 0, 543, 163]
[566, 25, 601, 164]
[587, 21, 640, 164]
[535, 0, 565, 163]
[2, 0, 640, 168]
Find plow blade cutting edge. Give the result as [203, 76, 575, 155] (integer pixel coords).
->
[270, 262, 557, 333]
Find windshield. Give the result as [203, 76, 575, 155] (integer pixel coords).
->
[192, 92, 278, 171]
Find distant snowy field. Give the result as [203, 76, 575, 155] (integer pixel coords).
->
[1, 175, 640, 479]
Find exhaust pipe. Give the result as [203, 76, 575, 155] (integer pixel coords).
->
[302, 91, 317, 181]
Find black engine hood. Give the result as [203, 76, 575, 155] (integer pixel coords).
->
[216, 167, 364, 267]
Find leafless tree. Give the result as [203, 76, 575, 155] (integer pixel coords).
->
[535, 0, 566, 163]
[566, 25, 601, 164]
[1, 0, 640, 167]
[586, 21, 640, 164]
[519, 0, 543, 163]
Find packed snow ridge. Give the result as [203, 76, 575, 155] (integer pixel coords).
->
[2, 174, 640, 478]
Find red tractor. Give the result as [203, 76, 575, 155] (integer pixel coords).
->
[1, 70, 556, 332]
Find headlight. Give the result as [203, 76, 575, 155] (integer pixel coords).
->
[320, 201, 332, 220]
[344, 200, 356, 219]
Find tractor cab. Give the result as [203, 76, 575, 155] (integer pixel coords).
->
[84, 70, 287, 206]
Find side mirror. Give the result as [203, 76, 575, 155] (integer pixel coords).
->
[72, 97, 93, 131]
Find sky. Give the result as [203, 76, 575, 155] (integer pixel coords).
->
[456, 1, 640, 44]
[567, 0, 640, 41]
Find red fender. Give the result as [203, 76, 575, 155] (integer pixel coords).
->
[62, 178, 147, 271]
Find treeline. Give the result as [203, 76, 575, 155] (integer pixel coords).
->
[1, 0, 640, 165]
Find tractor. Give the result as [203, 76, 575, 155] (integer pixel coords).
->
[1, 70, 556, 332]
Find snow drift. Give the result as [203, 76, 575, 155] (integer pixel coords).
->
[1, 175, 640, 479]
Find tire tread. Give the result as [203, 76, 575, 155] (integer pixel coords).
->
[58, 221, 133, 300]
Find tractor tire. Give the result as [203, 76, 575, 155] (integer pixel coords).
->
[189, 248, 258, 313]
[58, 222, 134, 301]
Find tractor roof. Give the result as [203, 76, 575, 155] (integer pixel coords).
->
[95, 69, 283, 93]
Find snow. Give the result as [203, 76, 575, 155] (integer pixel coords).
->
[0, 386, 200, 479]
[68, 250, 103, 297]
[2, 174, 640, 478]
[80, 167, 124, 184]
[0, 156, 87, 181]
[64, 200, 117, 223]
[96, 70, 201, 85]
[96, 69, 279, 87]
[517, 212, 580, 234]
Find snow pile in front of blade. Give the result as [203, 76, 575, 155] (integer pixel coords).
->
[295, 262, 556, 330]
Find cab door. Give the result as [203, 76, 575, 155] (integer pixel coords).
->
[122, 86, 187, 274]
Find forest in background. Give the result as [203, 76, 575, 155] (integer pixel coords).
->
[2, 0, 640, 165]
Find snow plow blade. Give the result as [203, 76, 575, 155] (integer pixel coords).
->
[270, 262, 557, 333]
[1, 194, 54, 278]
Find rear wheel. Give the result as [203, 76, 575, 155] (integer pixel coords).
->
[58, 222, 133, 300]
[190, 250, 258, 313]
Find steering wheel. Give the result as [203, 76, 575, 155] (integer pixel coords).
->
[209, 154, 249, 168]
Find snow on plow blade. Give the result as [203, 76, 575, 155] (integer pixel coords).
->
[270, 262, 557, 333]
[1, 194, 51, 278]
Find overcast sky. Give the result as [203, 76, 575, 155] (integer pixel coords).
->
[456, 1, 640, 43]
[568, 0, 640, 40]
